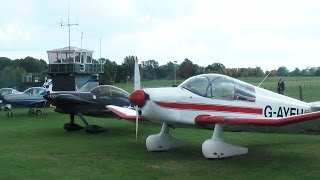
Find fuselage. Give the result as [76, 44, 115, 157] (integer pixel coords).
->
[46, 85, 131, 118]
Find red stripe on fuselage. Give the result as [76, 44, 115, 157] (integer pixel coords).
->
[155, 101, 262, 114]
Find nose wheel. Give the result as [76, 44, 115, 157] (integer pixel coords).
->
[28, 109, 34, 114]
[6, 111, 13, 117]
[28, 108, 42, 116]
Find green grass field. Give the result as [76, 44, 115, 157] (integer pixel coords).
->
[1, 76, 320, 179]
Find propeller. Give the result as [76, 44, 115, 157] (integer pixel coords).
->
[134, 57, 141, 141]
[41, 91, 50, 118]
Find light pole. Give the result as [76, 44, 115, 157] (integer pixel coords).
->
[173, 61, 177, 85]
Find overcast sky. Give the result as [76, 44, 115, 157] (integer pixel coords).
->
[1, 0, 320, 71]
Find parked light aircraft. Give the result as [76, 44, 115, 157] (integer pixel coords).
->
[0, 80, 52, 117]
[43, 85, 131, 133]
[43, 59, 140, 134]
[107, 61, 320, 159]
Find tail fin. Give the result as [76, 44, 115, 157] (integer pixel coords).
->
[42, 78, 53, 93]
[134, 57, 141, 90]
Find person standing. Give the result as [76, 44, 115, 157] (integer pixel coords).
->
[277, 78, 285, 95]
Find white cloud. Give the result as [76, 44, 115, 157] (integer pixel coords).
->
[1, 0, 320, 71]
[0, 24, 32, 44]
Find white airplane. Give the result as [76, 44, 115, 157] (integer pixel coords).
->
[107, 61, 320, 159]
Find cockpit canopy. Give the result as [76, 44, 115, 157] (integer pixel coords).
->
[179, 74, 256, 102]
[90, 85, 129, 98]
[23, 87, 46, 95]
[0, 88, 20, 95]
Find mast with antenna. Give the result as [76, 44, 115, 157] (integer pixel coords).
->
[80, 32, 84, 63]
[100, 37, 101, 61]
[61, 1, 78, 55]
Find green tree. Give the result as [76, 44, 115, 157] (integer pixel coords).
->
[252, 67, 264, 77]
[0, 57, 13, 71]
[276, 66, 289, 76]
[315, 67, 320, 76]
[291, 67, 301, 76]
[205, 62, 226, 74]
[141, 60, 159, 79]
[100, 59, 118, 84]
[179, 58, 196, 78]
[121, 56, 136, 79]
[0, 66, 26, 88]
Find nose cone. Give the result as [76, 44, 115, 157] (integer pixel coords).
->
[129, 89, 147, 107]
[43, 94, 56, 101]
[43, 94, 50, 100]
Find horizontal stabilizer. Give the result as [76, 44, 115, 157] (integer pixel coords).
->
[107, 105, 143, 121]
[310, 101, 320, 111]
[195, 111, 320, 126]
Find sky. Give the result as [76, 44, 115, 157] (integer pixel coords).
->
[1, 0, 320, 71]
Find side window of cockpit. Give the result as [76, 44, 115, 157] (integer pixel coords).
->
[35, 88, 45, 95]
[185, 77, 211, 97]
[24, 89, 33, 95]
[211, 78, 234, 100]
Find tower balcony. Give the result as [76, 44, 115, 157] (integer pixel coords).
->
[47, 63, 104, 74]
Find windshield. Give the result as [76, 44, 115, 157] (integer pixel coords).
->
[179, 76, 211, 97]
[179, 74, 256, 102]
[0, 88, 17, 95]
[23, 87, 46, 95]
[90, 85, 129, 98]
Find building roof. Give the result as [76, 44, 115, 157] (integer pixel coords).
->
[47, 46, 94, 53]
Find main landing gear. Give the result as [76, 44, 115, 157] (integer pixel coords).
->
[6, 107, 43, 117]
[201, 124, 248, 158]
[146, 123, 247, 159]
[63, 113, 106, 134]
[146, 123, 183, 151]
[28, 108, 43, 116]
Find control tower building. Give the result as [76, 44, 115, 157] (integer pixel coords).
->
[46, 46, 104, 91]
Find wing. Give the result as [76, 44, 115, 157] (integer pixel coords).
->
[107, 105, 143, 121]
[195, 111, 320, 126]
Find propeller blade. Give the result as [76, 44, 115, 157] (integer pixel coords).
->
[42, 91, 50, 118]
[135, 105, 139, 141]
[134, 57, 141, 91]
[134, 57, 141, 141]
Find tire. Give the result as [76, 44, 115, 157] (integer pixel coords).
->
[35, 110, 42, 116]
[28, 109, 35, 114]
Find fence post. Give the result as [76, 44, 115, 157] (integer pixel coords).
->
[299, 85, 303, 101]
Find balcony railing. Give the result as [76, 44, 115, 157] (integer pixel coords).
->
[48, 63, 104, 74]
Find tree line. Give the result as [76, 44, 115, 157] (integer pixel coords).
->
[99, 56, 320, 84]
[0, 57, 47, 88]
[0, 56, 320, 88]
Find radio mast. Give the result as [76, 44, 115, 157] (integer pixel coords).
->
[61, 1, 78, 54]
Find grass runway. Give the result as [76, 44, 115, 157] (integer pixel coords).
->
[1, 108, 320, 179]
[1, 76, 320, 179]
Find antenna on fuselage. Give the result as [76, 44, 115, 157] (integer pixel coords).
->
[258, 71, 271, 87]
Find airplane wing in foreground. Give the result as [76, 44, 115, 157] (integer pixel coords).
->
[107, 105, 143, 121]
[195, 111, 320, 126]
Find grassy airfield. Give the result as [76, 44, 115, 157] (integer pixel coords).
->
[1, 76, 320, 179]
